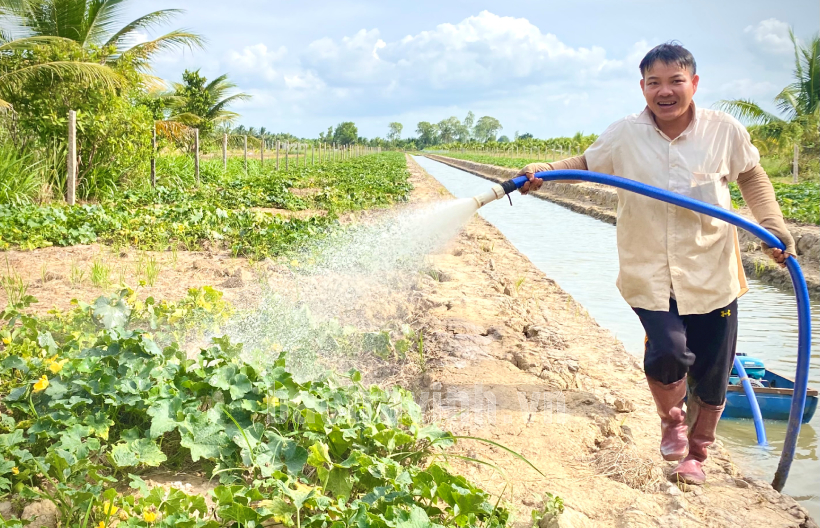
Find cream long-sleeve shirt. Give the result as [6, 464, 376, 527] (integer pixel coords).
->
[584, 104, 757, 315]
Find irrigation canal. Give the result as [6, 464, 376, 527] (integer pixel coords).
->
[413, 155, 820, 517]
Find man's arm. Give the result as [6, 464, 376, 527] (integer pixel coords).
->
[736, 164, 796, 265]
[517, 155, 587, 194]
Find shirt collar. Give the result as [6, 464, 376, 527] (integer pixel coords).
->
[639, 101, 698, 140]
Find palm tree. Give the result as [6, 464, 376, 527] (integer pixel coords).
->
[172, 71, 250, 134]
[0, 0, 203, 73]
[717, 31, 818, 132]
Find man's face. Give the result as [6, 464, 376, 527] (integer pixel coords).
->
[640, 61, 699, 123]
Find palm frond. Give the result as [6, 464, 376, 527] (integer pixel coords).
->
[713, 99, 784, 126]
[117, 29, 204, 67]
[774, 86, 799, 121]
[0, 60, 124, 91]
[101, 8, 184, 51]
[0, 34, 84, 52]
[205, 92, 251, 120]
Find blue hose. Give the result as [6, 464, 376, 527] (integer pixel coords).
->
[732, 356, 768, 446]
[506, 169, 811, 491]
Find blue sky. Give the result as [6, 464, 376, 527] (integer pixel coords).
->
[126, 0, 818, 140]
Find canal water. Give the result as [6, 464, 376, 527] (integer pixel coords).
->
[413, 155, 819, 517]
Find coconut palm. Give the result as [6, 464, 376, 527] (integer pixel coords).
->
[172, 71, 250, 134]
[0, 0, 203, 72]
[717, 31, 819, 127]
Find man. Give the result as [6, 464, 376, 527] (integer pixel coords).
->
[518, 42, 795, 485]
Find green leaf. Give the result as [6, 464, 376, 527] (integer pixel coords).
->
[110, 439, 166, 468]
[1, 355, 28, 374]
[180, 413, 229, 462]
[325, 467, 353, 500]
[394, 505, 434, 528]
[91, 295, 132, 329]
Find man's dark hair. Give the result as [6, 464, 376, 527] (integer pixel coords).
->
[639, 42, 696, 77]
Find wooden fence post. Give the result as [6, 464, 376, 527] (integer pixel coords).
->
[243, 135, 248, 171]
[285, 141, 289, 170]
[67, 110, 76, 205]
[222, 133, 228, 170]
[151, 125, 156, 188]
[194, 128, 200, 184]
[276, 141, 280, 170]
[296, 143, 300, 166]
[261, 138, 265, 165]
[311, 143, 315, 165]
[793, 143, 799, 183]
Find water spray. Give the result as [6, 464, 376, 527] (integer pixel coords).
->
[472, 169, 812, 491]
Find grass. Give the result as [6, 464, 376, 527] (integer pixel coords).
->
[90, 258, 111, 289]
[0, 258, 28, 307]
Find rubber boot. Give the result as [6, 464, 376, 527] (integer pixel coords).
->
[646, 376, 688, 461]
[670, 395, 724, 485]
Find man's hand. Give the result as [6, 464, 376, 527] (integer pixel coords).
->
[517, 163, 551, 194]
[763, 246, 792, 268]
[519, 171, 544, 195]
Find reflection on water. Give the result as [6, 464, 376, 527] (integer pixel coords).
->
[414, 156, 820, 518]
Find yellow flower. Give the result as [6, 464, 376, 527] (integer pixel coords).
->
[33, 375, 49, 393]
[263, 396, 280, 406]
[2, 337, 10, 345]
[271, 343, 283, 353]
[98, 522, 105, 528]
[11, 467, 19, 475]
[102, 503, 118, 516]
[290, 259, 299, 267]
[143, 510, 157, 523]
[48, 357, 68, 374]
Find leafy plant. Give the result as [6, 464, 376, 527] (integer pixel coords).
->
[0, 291, 511, 528]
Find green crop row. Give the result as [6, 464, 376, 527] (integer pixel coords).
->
[0, 290, 511, 528]
[0, 153, 413, 259]
[434, 153, 819, 225]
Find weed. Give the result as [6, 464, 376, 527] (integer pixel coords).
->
[531, 492, 565, 527]
[90, 258, 111, 289]
[514, 276, 526, 294]
[144, 254, 161, 286]
[69, 260, 86, 286]
[0, 257, 29, 308]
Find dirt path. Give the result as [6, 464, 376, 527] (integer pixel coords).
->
[404, 155, 815, 528]
[425, 154, 820, 301]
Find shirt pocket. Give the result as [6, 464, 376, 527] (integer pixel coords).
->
[688, 172, 728, 207]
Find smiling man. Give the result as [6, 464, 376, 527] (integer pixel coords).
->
[517, 42, 796, 485]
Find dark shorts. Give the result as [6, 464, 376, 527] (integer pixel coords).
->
[633, 297, 738, 406]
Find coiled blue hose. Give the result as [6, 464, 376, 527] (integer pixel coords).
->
[505, 169, 811, 491]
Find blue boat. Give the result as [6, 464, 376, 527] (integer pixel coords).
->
[725, 367, 818, 423]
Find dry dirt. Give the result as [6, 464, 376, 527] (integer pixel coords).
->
[0, 155, 814, 528]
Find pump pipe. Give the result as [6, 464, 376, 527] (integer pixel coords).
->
[472, 169, 811, 491]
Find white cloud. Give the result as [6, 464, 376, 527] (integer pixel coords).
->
[226, 43, 288, 81]
[300, 11, 633, 92]
[744, 18, 792, 54]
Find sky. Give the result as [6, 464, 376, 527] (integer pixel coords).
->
[125, 0, 818, 140]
